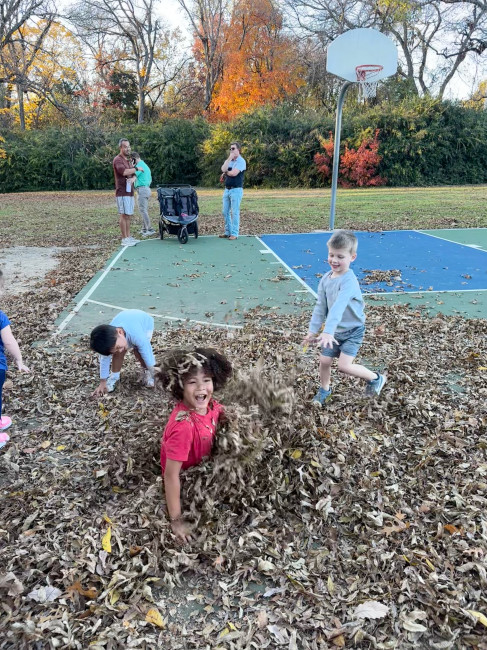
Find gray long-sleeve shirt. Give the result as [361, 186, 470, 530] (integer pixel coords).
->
[309, 269, 365, 335]
[99, 309, 155, 379]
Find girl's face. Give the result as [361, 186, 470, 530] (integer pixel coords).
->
[182, 369, 214, 415]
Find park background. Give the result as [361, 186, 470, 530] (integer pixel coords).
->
[1, 0, 487, 192]
[1, 1, 487, 649]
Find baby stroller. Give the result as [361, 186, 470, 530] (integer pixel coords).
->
[157, 185, 199, 244]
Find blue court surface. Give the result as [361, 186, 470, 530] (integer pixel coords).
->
[260, 230, 487, 295]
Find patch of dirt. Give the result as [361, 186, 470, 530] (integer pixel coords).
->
[0, 245, 104, 295]
[0, 247, 64, 294]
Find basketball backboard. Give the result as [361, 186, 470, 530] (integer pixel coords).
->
[327, 28, 397, 83]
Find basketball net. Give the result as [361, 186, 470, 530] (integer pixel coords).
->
[355, 64, 383, 102]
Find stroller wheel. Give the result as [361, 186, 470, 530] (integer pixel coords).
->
[159, 221, 164, 239]
[194, 221, 198, 239]
[178, 226, 189, 244]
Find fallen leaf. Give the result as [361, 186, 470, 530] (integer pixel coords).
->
[145, 608, 165, 628]
[466, 609, 487, 627]
[67, 581, 98, 599]
[353, 600, 390, 620]
[28, 586, 63, 603]
[331, 634, 345, 647]
[444, 524, 462, 535]
[102, 526, 112, 553]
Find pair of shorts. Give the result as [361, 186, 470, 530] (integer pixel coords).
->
[320, 325, 365, 359]
[116, 196, 135, 216]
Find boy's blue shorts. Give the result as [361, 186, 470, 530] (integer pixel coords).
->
[321, 325, 365, 359]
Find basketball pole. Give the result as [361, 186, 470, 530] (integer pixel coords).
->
[329, 81, 352, 231]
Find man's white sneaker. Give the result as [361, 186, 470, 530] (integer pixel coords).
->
[106, 373, 120, 392]
[127, 236, 140, 243]
[121, 238, 137, 247]
[143, 370, 155, 388]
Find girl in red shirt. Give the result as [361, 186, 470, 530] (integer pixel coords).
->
[158, 347, 232, 543]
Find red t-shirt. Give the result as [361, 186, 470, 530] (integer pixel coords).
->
[113, 154, 134, 197]
[160, 400, 224, 473]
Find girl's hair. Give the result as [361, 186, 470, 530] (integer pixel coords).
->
[156, 347, 232, 401]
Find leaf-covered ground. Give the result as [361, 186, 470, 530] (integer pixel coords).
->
[1, 213, 487, 649]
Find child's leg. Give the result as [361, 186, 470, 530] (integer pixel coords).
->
[337, 353, 377, 382]
[0, 370, 11, 433]
[319, 354, 334, 390]
[0, 369, 5, 416]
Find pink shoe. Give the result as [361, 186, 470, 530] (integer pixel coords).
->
[0, 429, 10, 449]
[0, 416, 12, 431]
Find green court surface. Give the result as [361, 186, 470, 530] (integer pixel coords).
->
[54, 229, 486, 340]
[54, 236, 316, 338]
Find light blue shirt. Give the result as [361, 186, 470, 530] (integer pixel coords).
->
[99, 309, 155, 379]
[309, 269, 365, 335]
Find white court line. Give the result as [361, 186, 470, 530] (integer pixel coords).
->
[365, 288, 487, 296]
[414, 229, 487, 252]
[52, 246, 128, 337]
[85, 299, 242, 330]
[256, 236, 318, 298]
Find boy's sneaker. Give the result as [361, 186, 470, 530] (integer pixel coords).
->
[143, 369, 155, 388]
[121, 238, 137, 247]
[366, 372, 387, 397]
[106, 374, 120, 392]
[312, 387, 332, 405]
[145, 228, 156, 236]
[0, 416, 12, 432]
[140, 228, 148, 235]
[0, 430, 10, 449]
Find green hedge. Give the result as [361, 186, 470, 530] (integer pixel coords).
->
[0, 100, 486, 191]
[199, 106, 334, 188]
[0, 119, 210, 193]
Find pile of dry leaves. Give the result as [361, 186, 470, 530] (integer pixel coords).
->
[1, 247, 487, 650]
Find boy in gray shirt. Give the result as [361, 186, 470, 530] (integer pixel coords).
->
[90, 309, 156, 396]
[303, 230, 386, 405]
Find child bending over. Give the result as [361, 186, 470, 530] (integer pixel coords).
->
[0, 270, 30, 444]
[302, 230, 386, 405]
[90, 309, 156, 397]
[158, 347, 232, 543]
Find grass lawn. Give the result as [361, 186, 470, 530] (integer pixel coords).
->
[0, 185, 486, 247]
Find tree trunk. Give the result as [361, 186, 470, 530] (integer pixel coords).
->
[17, 84, 26, 130]
[138, 86, 145, 123]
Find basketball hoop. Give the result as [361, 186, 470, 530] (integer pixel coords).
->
[355, 64, 383, 102]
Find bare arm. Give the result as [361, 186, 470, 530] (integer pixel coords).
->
[1, 326, 29, 372]
[164, 459, 193, 543]
[122, 167, 137, 176]
[221, 153, 239, 173]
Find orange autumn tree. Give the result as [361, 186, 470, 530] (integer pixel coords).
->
[209, 0, 304, 120]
